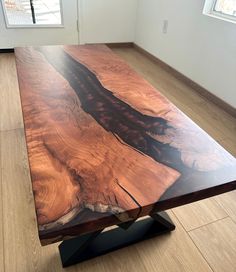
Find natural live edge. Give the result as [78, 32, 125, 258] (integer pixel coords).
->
[106, 42, 236, 118]
[133, 44, 236, 119]
[36, 46, 235, 189]
[15, 45, 236, 246]
[5, 42, 236, 117]
[36, 47, 186, 175]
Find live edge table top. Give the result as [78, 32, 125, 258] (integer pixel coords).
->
[15, 45, 236, 245]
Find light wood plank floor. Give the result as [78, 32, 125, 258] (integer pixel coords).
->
[0, 48, 235, 272]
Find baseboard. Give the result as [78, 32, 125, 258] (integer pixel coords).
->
[133, 43, 236, 119]
[106, 42, 133, 48]
[0, 48, 14, 53]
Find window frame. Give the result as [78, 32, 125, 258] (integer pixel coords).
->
[1, 0, 64, 29]
[209, 0, 236, 23]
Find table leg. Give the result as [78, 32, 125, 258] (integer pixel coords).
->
[59, 211, 175, 267]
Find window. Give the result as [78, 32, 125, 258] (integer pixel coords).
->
[203, 0, 236, 22]
[213, 0, 236, 18]
[1, 0, 63, 27]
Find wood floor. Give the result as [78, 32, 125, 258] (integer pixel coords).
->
[0, 48, 235, 272]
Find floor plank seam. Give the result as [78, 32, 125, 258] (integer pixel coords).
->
[214, 198, 236, 224]
[212, 197, 233, 220]
[186, 216, 229, 233]
[170, 212, 215, 271]
[172, 204, 230, 233]
[0, 127, 24, 133]
[0, 172, 5, 272]
[187, 232, 215, 272]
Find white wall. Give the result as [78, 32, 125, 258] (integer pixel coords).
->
[79, 0, 137, 44]
[135, 0, 236, 108]
[0, 0, 78, 48]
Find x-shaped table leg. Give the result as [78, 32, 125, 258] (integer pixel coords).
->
[59, 211, 175, 267]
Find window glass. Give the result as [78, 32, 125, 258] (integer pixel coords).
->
[2, 0, 62, 26]
[214, 0, 236, 17]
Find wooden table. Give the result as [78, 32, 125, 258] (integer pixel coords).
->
[15, 45, 236, 267]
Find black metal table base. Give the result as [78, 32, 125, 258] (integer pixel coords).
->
[59, 211, 175, 268]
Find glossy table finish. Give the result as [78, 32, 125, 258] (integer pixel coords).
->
[15, 45, 236, 246]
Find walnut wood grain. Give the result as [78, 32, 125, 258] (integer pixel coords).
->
[15, 45, 236, 245]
